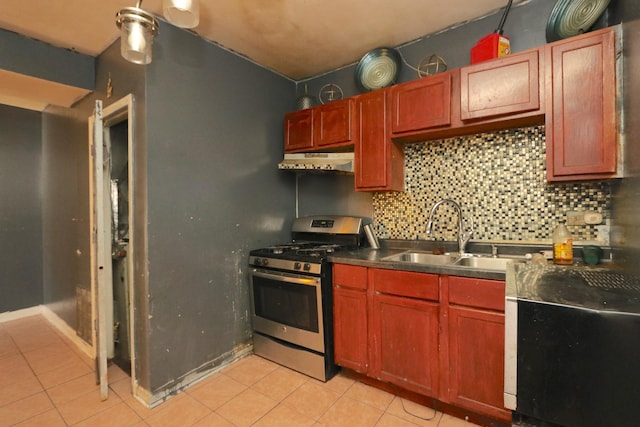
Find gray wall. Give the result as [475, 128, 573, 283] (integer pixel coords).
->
[616, 0, 640, 274]
[41, 106, 92, 325]
[0, 105, 43, 312]
[143, 23, 296, 394]
[0, 28, 94, 90]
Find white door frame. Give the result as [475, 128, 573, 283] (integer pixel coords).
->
[89, 94, 137, 400]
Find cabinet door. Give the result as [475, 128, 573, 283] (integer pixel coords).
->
[546, 28, 617, 181]
[372, 293, 439, 397]
[313, 98, 356, 148]
[333, 286, 368, 373]
[447, 306, 510, 421]
[391, 72, 452, 133]
[333, 263, 368, 373]
[460, 50, 540, 121]
[284, 109, 313, 152]
[355, 90, 403, 191]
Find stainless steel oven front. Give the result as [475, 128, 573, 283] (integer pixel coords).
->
[249, 265, 338, 381]
[250, 268, 324, 352]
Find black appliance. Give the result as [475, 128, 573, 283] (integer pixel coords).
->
[248, 215, 367, 381]
[505, 264, 640, 427]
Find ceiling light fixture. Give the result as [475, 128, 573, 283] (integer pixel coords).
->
[116, 0, 159, 65]
[163, 0, 200, 29]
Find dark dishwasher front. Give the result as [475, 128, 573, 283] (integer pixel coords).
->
[516, 299, 640, 427]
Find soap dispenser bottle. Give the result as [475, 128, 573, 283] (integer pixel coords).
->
[552, 223, 573, 265]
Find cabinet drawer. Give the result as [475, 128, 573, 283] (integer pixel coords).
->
[448, 277, 505, 311]
[372, 268, 439, 301]
[333, 264, 368, 290]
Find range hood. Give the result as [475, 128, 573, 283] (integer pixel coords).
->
[278, 152, 354, 173]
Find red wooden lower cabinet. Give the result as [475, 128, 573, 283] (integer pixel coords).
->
[333, 264, 368, 373]
[371, 292, 439, 396]
[442, 276, 511, 421]
[332, 264, 511, 424]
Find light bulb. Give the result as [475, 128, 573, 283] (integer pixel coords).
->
[163, 0, 199, 28]
[120, 21, 152, 64]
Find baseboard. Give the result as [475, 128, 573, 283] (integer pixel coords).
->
[41, 306, 95, 359]
[0, 305, 43, 322]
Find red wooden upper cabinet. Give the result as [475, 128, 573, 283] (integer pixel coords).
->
[390, 72, 453, 134]
[545, 27, 617, 181]
[460, 49, 541, 121]
[284, 98, 356, 153]
[355, 90, 404, 192]
[313, 98, 356, 149]
[284, 109, 313, 152]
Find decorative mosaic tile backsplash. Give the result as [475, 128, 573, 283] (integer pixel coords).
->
[372, 126, 615, 243]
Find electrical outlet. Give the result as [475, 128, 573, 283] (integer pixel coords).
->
[584, 211, 603, 225]
[566, 211, 585, 226]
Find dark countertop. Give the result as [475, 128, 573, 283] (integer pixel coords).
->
[507, 262, 640, 314]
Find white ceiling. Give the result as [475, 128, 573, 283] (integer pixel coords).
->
[0, 0, 525, 111]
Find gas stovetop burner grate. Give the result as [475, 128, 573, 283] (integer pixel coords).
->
[579, 270, 640, 291]
[265, 244, 304, 254]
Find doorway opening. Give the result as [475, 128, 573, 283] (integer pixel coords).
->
[89, 94, 137, 399]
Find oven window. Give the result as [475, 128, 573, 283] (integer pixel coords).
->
[253, 275, 319, 333]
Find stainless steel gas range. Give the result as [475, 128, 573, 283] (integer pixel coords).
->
[248, 215, 368, 381]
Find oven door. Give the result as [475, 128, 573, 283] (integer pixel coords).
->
[250, 268, 324, 353]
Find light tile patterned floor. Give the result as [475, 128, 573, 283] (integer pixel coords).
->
[0, 314, 480, 426]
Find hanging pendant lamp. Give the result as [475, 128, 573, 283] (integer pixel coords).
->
[116, 0, 159, 65]
[163, 0, 200, 29]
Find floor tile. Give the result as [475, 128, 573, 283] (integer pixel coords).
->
[221, 355, 278, 386]
[0, 392, 54, 427]
[12, 409, 67, 427]
[375, 412, 426, 427]
[321, 372, 356, 395]
[253, 403, 316, 427]
[47, 372, 99, 406]
[318, 395, 383, 427]
[344, 381, 395, 411]
[145, 393, 210, 427]
[188, 373, 248, 410]
[74, 401, 143, 427]
[215, 388, 278, 427]
[109, 376, 133, 400]
[56, 386, 122, 425]
[0, 332, 19, 358]
[10, 327, 65, 353]
[385, 397, 442, 426]
[0, 314, 483, 427]
[0, 357, 43, 406]
[192, 411, 236, 426]
[23, 342, 78, 374]
[251, 366, 308, 401]
[38, 357, 93, 389]
[281, 381, 341, 421]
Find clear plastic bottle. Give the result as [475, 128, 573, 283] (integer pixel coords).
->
[553, 223, 573, 265]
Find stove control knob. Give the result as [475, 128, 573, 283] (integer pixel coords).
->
[294, 262, 302, 270]
[262, 258, 269, 266]
[303, 263, 311, 271]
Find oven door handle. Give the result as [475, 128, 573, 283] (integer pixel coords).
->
[251, 269, 320, 286]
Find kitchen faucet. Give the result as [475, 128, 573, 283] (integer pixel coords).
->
[426, 199, 474, 256]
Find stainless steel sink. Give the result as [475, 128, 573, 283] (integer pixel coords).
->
[382, 250, 525, 272]
[453, 256, 521, 271]
[382, 251, 457, 266]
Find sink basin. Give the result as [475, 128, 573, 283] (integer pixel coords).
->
[382, 251, 457, 266]
[454, 256, 520, 271]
